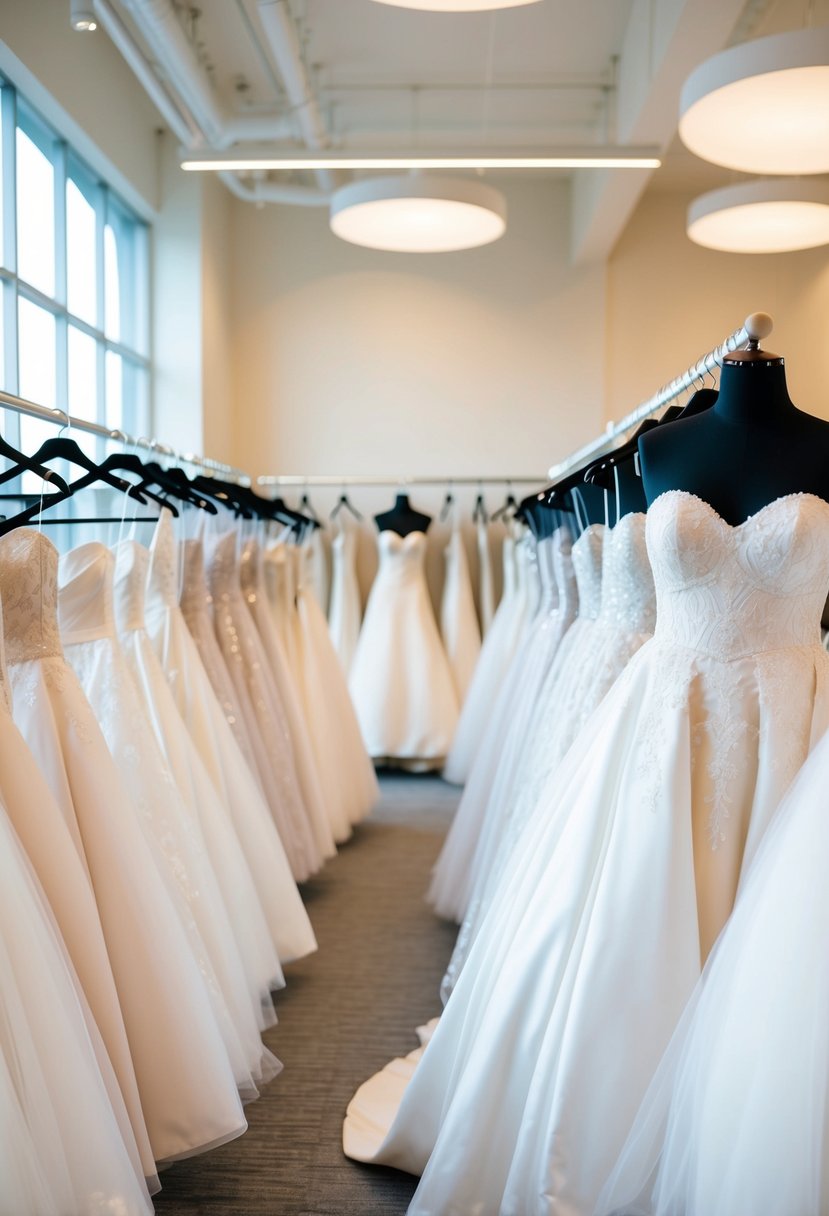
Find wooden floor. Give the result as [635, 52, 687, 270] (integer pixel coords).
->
[153, 772, 458, 1216]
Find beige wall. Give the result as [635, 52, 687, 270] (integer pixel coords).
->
[605, 189, 829, 425]
[226, 179, 606, 482]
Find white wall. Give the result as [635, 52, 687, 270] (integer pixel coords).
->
[224, 179, 606, 482]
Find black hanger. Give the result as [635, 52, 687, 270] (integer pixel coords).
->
[330, 491, 363, 522]
[472, 491, 487, 524]
[491, 485, 518, 522]
[439, 486, 454, 523]
[0, 432, 70, 494]
[61, 452, 184, 517]
[299, 490, 320, 523]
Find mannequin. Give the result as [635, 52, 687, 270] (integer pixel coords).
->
[639, 316, 829, 524]
[374, 493, 432, 538]
[519, 493, 567, 540]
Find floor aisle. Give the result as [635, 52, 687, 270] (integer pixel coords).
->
[154, 772, 458, 1215]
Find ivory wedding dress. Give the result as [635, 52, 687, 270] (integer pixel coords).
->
[144, 512, 317, 966]
[427, 527, 577, 922]
[113, 538, 285, 1033]
[476, 515, 495, 636]
[345, 492, 829, 1216]
[0, 528, 247, 1165]
[443, 530, 534, 785]
[328, 517, 363, 677]
[350, 530, 459, 768]
[440, 521, 482, 706]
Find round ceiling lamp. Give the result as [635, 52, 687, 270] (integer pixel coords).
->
[369, 0, 540, 10]
[330, 175, 507, 252]
[687, 179, 829, 253]
[679, 27, 829, 175]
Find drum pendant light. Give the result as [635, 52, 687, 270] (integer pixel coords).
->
[370, 0, 540, 10]
[687, 179, 829, 253]
[330, 176, 507, 252]
[679, 27, 829, 175]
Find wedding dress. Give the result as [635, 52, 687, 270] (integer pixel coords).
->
[0, 528, 247, 1165]
[345, 492, 829, 1216]
[599, 712, 829, 1216]
[262, 542, 302, 685]
[207, 529, 322, 881]
[144, 512, 317, 966]
[440, 521, 482, 705]
[349, 529, 459, 768]
[328, 517, 363, 677]
[292, 542, 379, 828]
[239, 536, 336, 861]
[427, 527, 577, 922]
[443, 529, 534, 785]
[476, 515, 495, 636]
[113, 538, 285, 1033]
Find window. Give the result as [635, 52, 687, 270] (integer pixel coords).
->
[0, 78, 150, 474]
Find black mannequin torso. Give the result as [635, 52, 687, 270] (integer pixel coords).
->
[639, 359, 829, 524]
[521, 494, 565, 540]
[374, 493, 432, 538]
[570, 480, 608, 529]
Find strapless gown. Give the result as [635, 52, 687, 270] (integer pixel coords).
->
[427, 527, 577, 923]
[344, 492, 829, 1216]
[349, 530, 459, 768]
[113, 538, 284, 1033]
[440, 523, 481, 706]
[443, 530, 534, 785]
[0, 529, 247, 1165]
[207, 530, 322, 882]
[144, 512, 317, 967]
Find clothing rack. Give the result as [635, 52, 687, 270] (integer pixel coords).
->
[0, 388, 250, 484]
[546, 312, 773, 481]
[257, 475, 544, 488]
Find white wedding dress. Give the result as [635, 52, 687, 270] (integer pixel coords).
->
[345, 492, 829, 1216]
[476, 515, 496, 636]
[144, 512, 317, 966]
[328, 517, 363, 677]
[350, 529, 459, 768]
[0, 528, 247, 1165]
[443, 530, 534, 785]
[440, 521, 482, 706]
[427, 527, 577, 923]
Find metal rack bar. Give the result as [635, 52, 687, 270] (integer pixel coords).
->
[0, 388, 249, 483]
[257, 474, 544, 487]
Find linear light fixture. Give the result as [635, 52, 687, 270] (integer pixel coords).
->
[179, 146, 662, 172]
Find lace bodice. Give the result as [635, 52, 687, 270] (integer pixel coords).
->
[146, 510, 179, 612]
[596, 513, 657, 635]
[0, 529, 63, 664]
[571, 524, 605, 621]
[58, 543, 116, 644]
[649, 492, 829, 661]
[112, 540, 149, 634]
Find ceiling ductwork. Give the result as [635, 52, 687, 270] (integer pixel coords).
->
[219, 171, 328, 207]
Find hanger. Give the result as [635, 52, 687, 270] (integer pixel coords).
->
[299, 487, 321, 523]
[0, 427, 70, 494]
[491, 482, 518, 522]
[439, 483, 454, 523]
[330, 487, 363, 522]
[472, 488, 488, 524]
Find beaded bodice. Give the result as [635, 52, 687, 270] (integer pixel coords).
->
[571, 525, 605, 622]
[146, 510, 179, 613]
[58, 543, 116, 644]
[178, 538, 210, 619]
[207, 532, 242, 603]
[649, 492, 829, 661]
[553, 528, 578, 621]
[596, 513, 657, 635]
[238, 538, 263, 608]
[0, 529, 63, 664]
[112, 540, 149, 634]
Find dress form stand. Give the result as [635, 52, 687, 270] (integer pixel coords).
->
[639, 312, 829, 524]
[374, 494, 432, 538]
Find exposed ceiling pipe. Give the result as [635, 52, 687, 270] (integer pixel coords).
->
[256, 0, 343, 193]
[117, 0, 295, 148]
[219, 171, 328, 206]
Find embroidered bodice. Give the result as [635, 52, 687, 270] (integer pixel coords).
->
[649, 492, 829, 661]
[0, 529, 63, 664]
[374, 530, 429, 590]
[596, 513, 657, 636]
[58, 543, 116, 644]
[112, 540, 150, 634]
[571, 524, 605, 622]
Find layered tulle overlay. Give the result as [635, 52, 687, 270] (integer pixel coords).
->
[344, 492, 829, 1216]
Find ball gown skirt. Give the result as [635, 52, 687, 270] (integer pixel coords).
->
[598, 707, 829, 1216]
[440, 523, 482, 706]
[113, 538, 284, 1034]
[443, 531, 535, 785]
[239, 536, 336, 861]
[427, 528, 577, 922]
[344, 492, 829, 1216]
[328, 518, 363, 678]
[144, 514, 317, 967]
[349, 530, 459, 770]
[0, 529, 247, 1165]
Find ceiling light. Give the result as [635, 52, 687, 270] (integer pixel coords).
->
[180, 146, 661, 172]
[370, 0, 540, 9]
[680, 27, 829, 174]
[687, 180, 829, 253]
[70, 0, 97, 30]
[329, 175, 506, 252]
